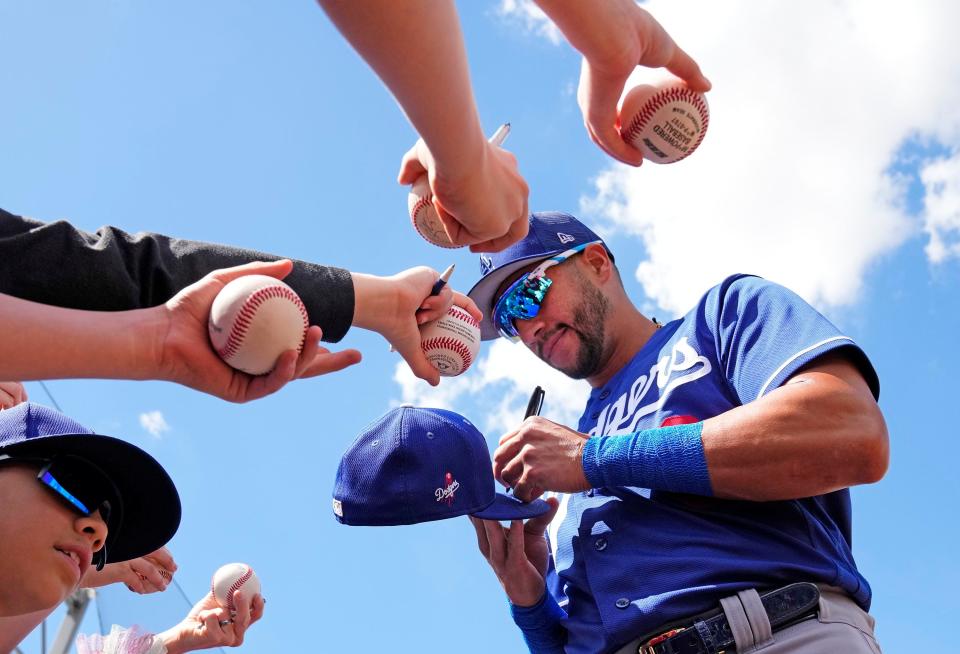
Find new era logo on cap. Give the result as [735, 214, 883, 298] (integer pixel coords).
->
[557, 232, 576, 244]
[479, 254, 495, 276]
[332, 406, 549, 526]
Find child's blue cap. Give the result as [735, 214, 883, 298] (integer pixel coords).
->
[0, 403, 181, 564]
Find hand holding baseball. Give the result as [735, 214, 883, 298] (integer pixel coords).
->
[398, 137, 529, 252]
[156, 260, 361, 403]
[619, 81, 709, 164]
[493, 416, 592, 503]
[542, 0, 710, 165]
[351, 267, 482, 386]
[154, 565, 264, 654]
[420, 305, 481, 377]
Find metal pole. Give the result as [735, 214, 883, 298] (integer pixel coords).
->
[48, 588, 94, 654]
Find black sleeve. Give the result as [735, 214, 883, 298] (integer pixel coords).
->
[0, 209, 355, 342]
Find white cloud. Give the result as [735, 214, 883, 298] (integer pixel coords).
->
[139, 410, 170, 438]
[577, 0, 960, 314]
[495, 0, 562, 45]
[921, 151, 960, 263]
[394, 340, 590, 437]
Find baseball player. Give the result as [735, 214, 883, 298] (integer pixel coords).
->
[466, 212, 887, 653]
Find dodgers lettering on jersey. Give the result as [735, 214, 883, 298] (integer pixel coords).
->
[546, 275, 879, 654]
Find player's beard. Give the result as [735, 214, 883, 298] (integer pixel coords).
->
[552, 271, 609, 380]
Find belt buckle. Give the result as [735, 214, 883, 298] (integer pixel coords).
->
[640, 627, 685, 653]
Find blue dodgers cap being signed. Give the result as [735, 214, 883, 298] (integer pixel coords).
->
[467, 211, 613, 340]
[332, 406, 549, 526]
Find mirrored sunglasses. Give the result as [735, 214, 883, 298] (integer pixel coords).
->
[493, 241, 600, 341]
[0, 453, 123, 570]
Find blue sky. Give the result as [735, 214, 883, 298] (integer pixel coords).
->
[3, 1, 959, 652]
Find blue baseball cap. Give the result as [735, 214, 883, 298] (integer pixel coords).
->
[467, 211, 613, 340]
[332, 406, 550, 526]
[0, 403, 182, 565]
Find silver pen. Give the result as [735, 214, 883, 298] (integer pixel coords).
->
[489, 122, 511, 147]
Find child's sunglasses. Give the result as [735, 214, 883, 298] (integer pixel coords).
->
[0, 452, 123, 570]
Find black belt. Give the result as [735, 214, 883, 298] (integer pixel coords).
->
[635, 582, 820, 654]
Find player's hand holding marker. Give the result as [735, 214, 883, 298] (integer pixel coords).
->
[399, 122, 528, 252]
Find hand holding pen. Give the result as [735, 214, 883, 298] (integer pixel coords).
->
[502, 386, 546, 495]
[389, 263, 455, 352]
[398, 120, 529, 252]
[427, 263, 456, 299]
[493, 385, 592, 501]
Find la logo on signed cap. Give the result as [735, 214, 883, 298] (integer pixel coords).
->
[332, 405, 549, 526]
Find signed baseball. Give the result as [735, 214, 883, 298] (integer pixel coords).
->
[211, 563, 261, 613]
[619, 82, 709, 164]
[408, 174, 460, 249]
[420, 305, 481, 377]
[208, 275, 309, 376]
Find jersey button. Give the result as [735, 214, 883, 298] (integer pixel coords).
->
[599, 389, 610, 400]
[594, 537, 608, 551]
[615, 598, 630, 609]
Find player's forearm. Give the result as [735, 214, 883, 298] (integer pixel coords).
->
[584, 359, 888, 501]
[317, 0, 486, 181]
[0, 294, 160, 382]
[510, 592, 567, 654]
[701, 363, 889, 501]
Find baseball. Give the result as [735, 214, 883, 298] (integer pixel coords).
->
[619, 82, 709, 164]
[420, 305, 481, 377]
[408, 174, 460, 249]
[211, 563, 261, 613]
[208, 275, 309, 376]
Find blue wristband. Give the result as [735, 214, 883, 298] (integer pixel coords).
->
[581, 422, 713, 496]
[510, 592, 567, 654]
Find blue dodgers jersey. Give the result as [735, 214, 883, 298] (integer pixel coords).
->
[547, 274, 879, 654]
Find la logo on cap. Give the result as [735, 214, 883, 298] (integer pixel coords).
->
[435, 471, 459, 506]
[557, 232, 575, 244]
